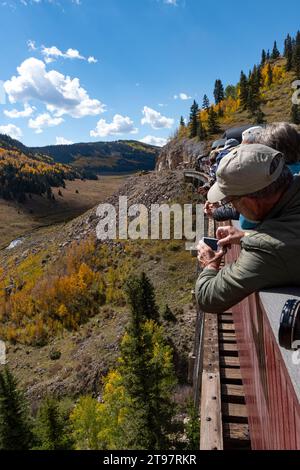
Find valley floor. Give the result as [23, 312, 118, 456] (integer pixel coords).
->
[0, 174, 129, 250]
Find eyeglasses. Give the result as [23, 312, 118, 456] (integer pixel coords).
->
[220, 196, 241, 208]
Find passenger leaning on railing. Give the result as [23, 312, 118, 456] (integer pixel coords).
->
[205, 122, 300, 227]
[195, 143, 300, 313]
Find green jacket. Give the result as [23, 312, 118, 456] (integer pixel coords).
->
[195, 176, 300, 313]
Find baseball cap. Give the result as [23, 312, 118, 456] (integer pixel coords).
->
[207, 144, 285, 203]
[242, 126, 263, 143]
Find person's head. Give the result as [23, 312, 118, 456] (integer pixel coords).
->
[207, 144, 293, 221]
[242, 126, 263, 144]
[224, 138, 239, 150]
[250, 122, 300, 164]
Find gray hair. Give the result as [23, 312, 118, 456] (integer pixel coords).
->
[250, 122, 300, 163]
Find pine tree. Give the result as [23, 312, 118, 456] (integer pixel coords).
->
[118, 274, 177, 449]
[293, 31, 300, 77]
[225, 84, 237, 100]
[247, 66, 262, 115]
[253, 108, 267, 125]
[125, 272, 160, 324]
[266, 50, 270, 61]
[197, 117, 207, 141]
[202, 94, 210, 110]
[207, 107, 221, 135]
[180, 116, 185, 127]
[239, 71, 248, 110]
[189, 100, 199, 139]
[284, 34, 293, 71]
[0, 367, 33, 450]
[213, 79, 225, 104]
[261, 49, 267, 66]
[266, 63, 273, 87]
[291, 104, 300, 124]
[162, 304, 176, 322]
[34, 397, 72, 450]
[271, 40, 280, 60]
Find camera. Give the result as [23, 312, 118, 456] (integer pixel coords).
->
[278, 299, 300, 350]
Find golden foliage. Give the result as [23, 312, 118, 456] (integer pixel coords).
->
[0, 237, 133, 345]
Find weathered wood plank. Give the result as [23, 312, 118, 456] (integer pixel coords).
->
[219, 343, 238, 356]
[220, 356, 240, 367]
[219, 323, 236, 332]
[221, 367, 242, 382]
[221, 384, 246, 403]
[200, 313, 223, 450]
[222, 403, 248, 424]
[223, 423, 251, 449]
[219, 314, 233, 323]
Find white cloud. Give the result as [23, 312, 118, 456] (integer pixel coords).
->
[90, 114, 138, 138]
[4, 104, 35, 118]
[141, 106, 174, 129]
[56, 136, 73, 145]
[27, 39, 36, 51]
[28, 113, 64, 134]
[41, 45, 85, 61]
[164, 0, 177, 5]
[4, 58, 105, 118]
[0, 124, 23, 140]
[40, 44, 97, 64]
[174, 92, 192, 100]
[140, 135, 167, 147]
[88, 56, 98, 64]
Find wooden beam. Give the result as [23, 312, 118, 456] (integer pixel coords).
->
[200, 313, 223, 450]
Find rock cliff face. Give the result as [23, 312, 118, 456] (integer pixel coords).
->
[155, 137, 207, 171]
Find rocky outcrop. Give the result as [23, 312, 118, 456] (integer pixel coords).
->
[155, 137, 207, 171]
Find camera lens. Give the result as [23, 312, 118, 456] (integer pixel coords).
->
[278, 299, 300, 350]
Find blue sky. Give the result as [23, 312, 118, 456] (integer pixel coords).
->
[0, 0, 299, 147]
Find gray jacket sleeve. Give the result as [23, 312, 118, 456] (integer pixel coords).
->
[195, 246, 286, 313]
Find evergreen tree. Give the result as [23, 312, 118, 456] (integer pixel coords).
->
[291, 104, 300, 124]
[0, 367, 33, 450]
[266, 49, 270, 61]
[189, 100, 199, 139]
[125, 272, 160, 324]
[284, 34, 293, 71]
[271, 40, 280, 60]
[247, 66, 262, 115]
[197, 117, 207, 141]
[225, 84, 237, 100]
[239, 71, 248, 110]
[162, 304, 177, 322]
[202, 94, 210, 110]
[207, 107, 221, 135]
[180, 116, 185, 127]
[120, 319, 177, 449]
[253, 108, 267, 125]
[213, 79, 225, 104]
[34, 397, 72, 450]
[114, 274, 177, 449]
[266, 63, 273, 87]
[292, 31, 300, 77]
[217, 105, 224, 118]
[261, 49, 267, 66]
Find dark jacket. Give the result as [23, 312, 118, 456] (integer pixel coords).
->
[213, 205, 240, 221]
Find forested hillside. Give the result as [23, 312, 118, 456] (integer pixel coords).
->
[156, 32, 300, 170]
[0, 146, 79, 203]
[30, 140, 160, 175]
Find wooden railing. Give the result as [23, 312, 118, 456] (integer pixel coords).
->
[226, 245, 300, 450]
